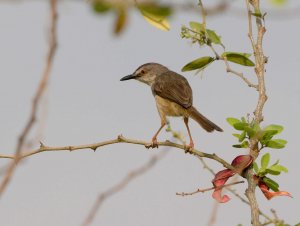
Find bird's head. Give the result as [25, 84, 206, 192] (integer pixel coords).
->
[120, 63, 169, 86]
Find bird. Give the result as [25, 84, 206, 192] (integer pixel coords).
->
[120, 63, 223, 150]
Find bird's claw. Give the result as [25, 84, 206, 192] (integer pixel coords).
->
[184, 143, 194, 153]
[145, 139, 159, 149]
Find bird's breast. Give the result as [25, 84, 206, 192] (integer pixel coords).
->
[154, 95, 189, 117]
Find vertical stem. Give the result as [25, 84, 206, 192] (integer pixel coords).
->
[245, 0, 267, 225]
[198, 0, 206, 29]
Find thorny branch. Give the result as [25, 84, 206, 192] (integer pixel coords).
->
[0, 0, 58, 197]
[81, 150, 168, 226]
[0, 135, 234, 171]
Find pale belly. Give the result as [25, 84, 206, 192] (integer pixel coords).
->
[154, 95, 189, 123]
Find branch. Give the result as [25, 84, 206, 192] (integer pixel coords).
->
[176, 181, 244, 197]
[0, 135, 234, 171]
[81, 151, 168, 226]
[244, 1, 268, 226]
[0, 0, 58, 197]
[223, 56, 258, 90]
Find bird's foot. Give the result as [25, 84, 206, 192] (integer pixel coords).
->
[184, 142, 194, 153]
[145, 138, 159, 149]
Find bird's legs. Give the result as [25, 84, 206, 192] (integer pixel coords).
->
[145, 122, 166, 149]
[184, 117, 194, 151]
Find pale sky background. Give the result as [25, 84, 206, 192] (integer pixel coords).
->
[0, 1, 299, 226]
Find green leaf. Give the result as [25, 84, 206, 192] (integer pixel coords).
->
[182, 57, 214, 72]
[252, 122, 261, 133]
[226, 117, 241, 126]
[259, 130, 278, 143]
[269, 0, 288, 7]
[113, 8, 127, 35]
[253, 162, 259, 174]
[206, 29, 222, 45]
[189, 21, 204, 33]
[139, 4, 172, 17]
[233, 122, 248, 131]
[245, 126, 256, 138]
[266, 139, 287, 149]
[239, 131, 246, 142]
[93, 1, 111, 13]
[252, 12, 262, 18]
[222, 52, 255, 67]
[263, 177, 279, 192]
[268, 164, 288, 173]
[261, 153, 270, 169]
[222, 52, 251, 58]
[232, 133, 241, 139]
[233, 141, 249, 148]
[271, 159, 280, 166]
[263, 124, 284, 135]
[266, 168, 281, 175]
[138, 3, 171, 31]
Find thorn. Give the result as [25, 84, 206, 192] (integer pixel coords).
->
[118, 134, 124, 141]
[91, 146, 97, 152]
[39, 141, 45, 148]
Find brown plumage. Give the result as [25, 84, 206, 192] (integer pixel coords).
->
[120, 63, 222, 150]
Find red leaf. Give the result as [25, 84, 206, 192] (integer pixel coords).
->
[231, 155, 253, 174]
[212, 169, 233, 203]
[211, 155, 252, 203]
[258, 181, 292, 200]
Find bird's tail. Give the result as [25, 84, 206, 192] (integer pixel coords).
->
[188, 106, 223, 132]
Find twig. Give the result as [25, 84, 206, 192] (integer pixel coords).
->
[81, 151, 168, 226]
[223, 56, 258, 90]
[198, 0, 206, 30]
[176, 181, 244, 196]
[0, 0, 58, 197]
[0, 135, 234, 171]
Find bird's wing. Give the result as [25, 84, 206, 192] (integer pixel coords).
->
[152, 71, 193, 109]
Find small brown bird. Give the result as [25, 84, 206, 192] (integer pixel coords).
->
[120, 63, 222, 150]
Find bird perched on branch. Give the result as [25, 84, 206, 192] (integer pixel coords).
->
[120, 63, 222, 150]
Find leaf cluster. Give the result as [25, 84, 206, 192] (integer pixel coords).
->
[254, 153, 288, 192]
[181, 22, 255, 72]
[227, 117, 287, 150]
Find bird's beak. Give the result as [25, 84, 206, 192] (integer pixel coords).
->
[120, 74, 136, 81]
